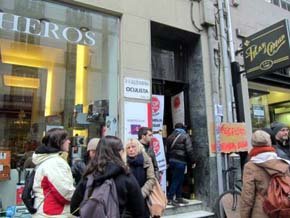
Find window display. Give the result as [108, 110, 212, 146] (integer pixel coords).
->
[0, 0, 119, 168]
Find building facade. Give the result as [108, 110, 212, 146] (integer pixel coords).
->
[0, 0, 222, 209]
[1, 0, 289, 212]
[231, 0, 290, 132]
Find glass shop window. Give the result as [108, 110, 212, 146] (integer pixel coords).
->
[0, 0, 119, 168]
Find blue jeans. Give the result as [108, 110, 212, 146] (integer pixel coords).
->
[167, 160, 186, 200]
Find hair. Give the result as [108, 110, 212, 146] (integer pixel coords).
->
[42, 128, 68, 151]
[137, 127, 152, 140]
[124, 138, 145, 157]
[175, 123, 185, 129]
[84, 135, 128, 176]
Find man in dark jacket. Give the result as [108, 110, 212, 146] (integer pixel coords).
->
[166, 123, 195, 206]
[271, 121, 290, 160]
[138, 127, 160, 179]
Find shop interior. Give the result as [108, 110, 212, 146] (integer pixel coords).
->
[249, 82, 290, 130]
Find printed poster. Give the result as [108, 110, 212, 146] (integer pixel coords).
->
[124, 101, 152, 142]
[151, 134, 166, 172]
[152, 134, 166, 193]
[152, 95, 164, 132]
[104, 116, 117, 136]
[171, 91, 185, 126]
[159, 169, 167, 194]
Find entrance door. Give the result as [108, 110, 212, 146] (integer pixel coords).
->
[152, 79, 194, 199]
[152, 79, 190, 134]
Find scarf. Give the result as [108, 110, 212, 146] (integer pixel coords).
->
[127, 153, 146, 187]
[175, 128, 186, 134]
[248, 146, 276, 159]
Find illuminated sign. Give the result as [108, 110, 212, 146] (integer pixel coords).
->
[0, 12, 96, 46]
[243, 19, 290, 76]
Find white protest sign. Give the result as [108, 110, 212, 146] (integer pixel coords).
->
[152, 95, 164, 132]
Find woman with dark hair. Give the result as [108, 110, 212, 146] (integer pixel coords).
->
[70, 135, 145, 217]
[32, 128, 75, 217]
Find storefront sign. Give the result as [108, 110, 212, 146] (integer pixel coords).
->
[152, 95, 164, 132]
[0, 12, 96, 46]
[243, 19, 290, 76]
[171, 91, 185, 126]
[124, 77, 150, 100]
[124, 101, 152, 141]
[219, 123, 248, 153]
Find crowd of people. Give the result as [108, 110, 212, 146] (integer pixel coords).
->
[24, 120, 290, 217]
[240, 122, 290, 218]
[28, 124, 194, 218]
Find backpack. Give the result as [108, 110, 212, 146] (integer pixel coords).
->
[80, 175, 120, 218]
[262, 173, 290, 218]
[21, 169, 37, 214]
[146, 178, 167, 217]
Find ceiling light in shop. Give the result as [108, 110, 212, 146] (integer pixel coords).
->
[3, 75, 40, 89]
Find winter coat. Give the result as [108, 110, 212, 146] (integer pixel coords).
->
[166, 130, 195, 164]
[70, 162, 145, 218]
[141, 142, 159, 177]
[273, 141, 290, 161]
[127, 152, 156, 198]
[71, 158, 86, 185]
[32, 145, 75, 217]
[240, 154, 290, 218]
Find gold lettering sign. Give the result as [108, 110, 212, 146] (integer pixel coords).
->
[245, 34, 286, 62]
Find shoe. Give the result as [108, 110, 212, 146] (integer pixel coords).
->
[167, 199, 180, 207]
[172, 200, 181, 207]
[175, 198, 189, 204]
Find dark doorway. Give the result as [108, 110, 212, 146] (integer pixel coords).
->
[152, 79, 190, 134]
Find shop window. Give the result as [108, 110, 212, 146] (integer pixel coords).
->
[0, 0, 119, 168]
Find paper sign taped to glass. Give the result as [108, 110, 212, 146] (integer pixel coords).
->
[0, 150, 11, 180]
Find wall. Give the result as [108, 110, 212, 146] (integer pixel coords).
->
[230, 0, 290, 67]
[66, 0, 221, 207]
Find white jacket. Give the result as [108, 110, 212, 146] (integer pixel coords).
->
[32, 152, 75, 217]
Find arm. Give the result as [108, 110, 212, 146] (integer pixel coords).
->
[149, 148, 159, 175]
[46, 158, 75, 204]
[240, 163, 255, 218]
[184, 134, 195, 164]
[141, 153, 156, 198]
[70, 179, 87, 216]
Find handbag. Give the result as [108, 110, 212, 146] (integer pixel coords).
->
[147, 179, 167, 217]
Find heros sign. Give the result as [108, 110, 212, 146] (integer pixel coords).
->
[243, 19, 290, 77]
[0, 12, 96, 46]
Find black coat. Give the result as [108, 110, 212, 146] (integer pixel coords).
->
[70, 162, 145, 217]
[166, 130, 195, 164]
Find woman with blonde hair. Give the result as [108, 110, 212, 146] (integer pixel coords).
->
[125, 138, 155, 218]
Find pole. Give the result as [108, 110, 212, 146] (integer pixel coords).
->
[207, 26, 224, 195]
[217, 0, 234, 123]
[224, 0, 236, 63]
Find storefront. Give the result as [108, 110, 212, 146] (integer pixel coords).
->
[0, 0, 119, 206]
[243, 19, 290, 130]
